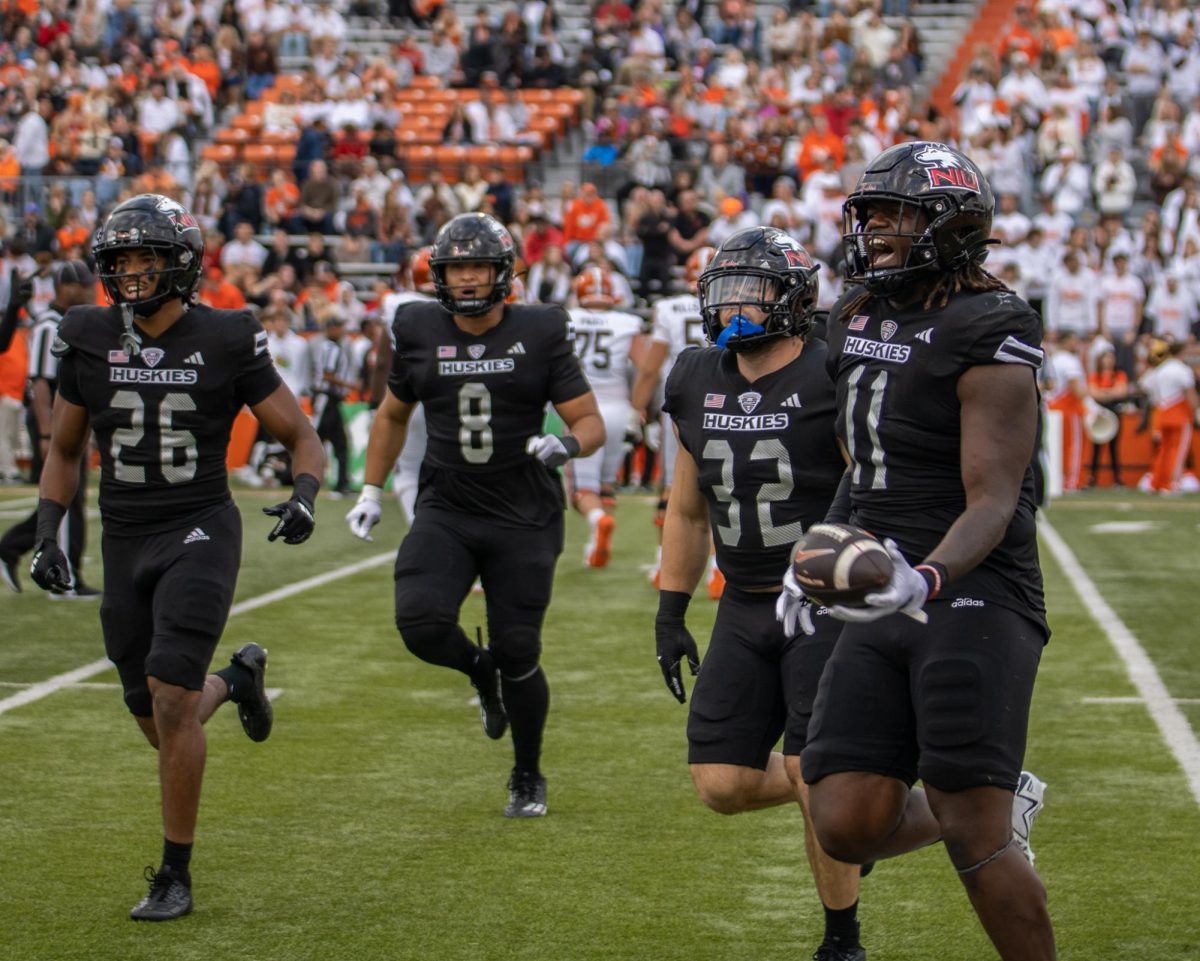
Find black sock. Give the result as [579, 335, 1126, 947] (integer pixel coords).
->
[501, 667, 548, 776]
[215, 661, 254, 702]
[823, 901, 860, 946]
[162, 838, 193, 885]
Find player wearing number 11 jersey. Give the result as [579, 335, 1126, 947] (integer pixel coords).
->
[32, 194, 326, 921]
[782, 143, 1055, 960]
[346, 213, 604, 818]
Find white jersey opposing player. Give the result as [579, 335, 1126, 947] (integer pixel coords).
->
[567, 266, 644, 567]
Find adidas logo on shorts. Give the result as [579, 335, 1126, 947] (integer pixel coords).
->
[183, 528, 210, 544]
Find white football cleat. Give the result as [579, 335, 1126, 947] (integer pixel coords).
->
[1012, 770, 1046, 865]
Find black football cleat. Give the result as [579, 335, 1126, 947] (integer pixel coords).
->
[130, 865, 192, 921]
[504, 768, 547, 818]
[813, 940, 866, 961]
[471, 649, 507, 740]
[228, 643, 273, 742]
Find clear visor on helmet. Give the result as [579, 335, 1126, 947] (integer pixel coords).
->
[702, 273, 781, 307]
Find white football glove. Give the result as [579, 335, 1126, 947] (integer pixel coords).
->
[775, 565, 817, 637]
[345, 484, 383, 542]
[624, 408, 644, 446]
[526, 433, 578, 469]
[828, 538, 930, 625]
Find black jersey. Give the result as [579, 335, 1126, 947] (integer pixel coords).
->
[387, 300, 592, 528]
[663, 341, 844, 590]
[55, 304, 281, 536]
[826, 286, 1047, 628]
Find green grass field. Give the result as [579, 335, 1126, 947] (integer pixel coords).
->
[1, 485, 1198, 961]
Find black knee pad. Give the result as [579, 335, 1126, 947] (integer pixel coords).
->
[490, 628, 542, 680]
[398, 620, 458, 665]
[123, 681, 153, 718]
[144, 646, 208, 693]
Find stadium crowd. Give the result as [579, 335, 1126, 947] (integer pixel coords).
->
[0, 0, 1198, 494]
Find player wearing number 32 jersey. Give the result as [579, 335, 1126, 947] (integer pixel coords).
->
[33, 194, 326, 922]
[346, 213, 604, 819]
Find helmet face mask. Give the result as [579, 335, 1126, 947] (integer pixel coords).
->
[94, 194, 203, 317]
[842, 142, 994, 295]
[429, 213, 515, 316]
[698, 227, 818, 353]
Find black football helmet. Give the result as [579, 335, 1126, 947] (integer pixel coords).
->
[93, 194, 204, 316]
[698, 227, 819, 352]
[429, 213, 516, 316]
[842, 141, 995, 295]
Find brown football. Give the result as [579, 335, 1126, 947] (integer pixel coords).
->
[790, 524, 894, 608]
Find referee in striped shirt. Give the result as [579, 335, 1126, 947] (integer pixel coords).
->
[0, 260, 98, 596]
[311, 312, 358, 495]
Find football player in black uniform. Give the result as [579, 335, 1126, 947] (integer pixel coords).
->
[778, 143, 1055, 959]
[30, 194, 326, 921]
[345, 213, 604, 818]
[654, 227, 867, 961]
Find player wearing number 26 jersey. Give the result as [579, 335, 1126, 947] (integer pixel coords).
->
[33, 194, 325, 922]
[346, 213, 605, 819]
[782, 143, 1055, 961]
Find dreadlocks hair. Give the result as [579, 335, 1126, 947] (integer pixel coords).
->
[839, 262, 1010, 321]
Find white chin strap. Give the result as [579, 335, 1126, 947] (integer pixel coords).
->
[118, 303, 143, 357]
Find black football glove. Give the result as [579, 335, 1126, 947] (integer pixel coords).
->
[655, 590, 700, 704]
[263, 473, 319, 544]
[263, 497, 315, 544]
[30, 538, 72, 593]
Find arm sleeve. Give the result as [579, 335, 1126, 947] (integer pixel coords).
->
[823, 468, 853, 524]
[545, 307, 592, 404]
[233, 311, 283, 407]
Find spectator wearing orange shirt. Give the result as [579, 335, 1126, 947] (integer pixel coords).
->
[56, 210, 91, 259]
[264, 168, 301, 228]
[562, 182, 611, 258]
[0, 323, 27, 484]
[796, 112, 845, 182]
[187, 44, 222, 100]
[197, 266, 248, 310]
[1086, 347, 1129, 487]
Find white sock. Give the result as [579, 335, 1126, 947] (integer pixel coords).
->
[587, 508, 606, 527]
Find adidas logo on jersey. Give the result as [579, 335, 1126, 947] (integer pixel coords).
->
[915, 328, 933, 344]
[507, 342, 526, 355]
[183, 528, 210, 544]
[781, 393, 803, 408]
[184, 351, 205, 365]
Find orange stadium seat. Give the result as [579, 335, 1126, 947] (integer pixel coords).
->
[260, 128, 299, 145]
[201, 143, 239, 165]
[435, 144, 467, 179]
[215, 127, 250, 146]
[498, 145, 532, 183]
[409, 75, 441, 90]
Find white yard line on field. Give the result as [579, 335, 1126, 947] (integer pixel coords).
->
[1083, 696, 1200, 706]
[0, 552, 392, 717]
[1040, 518, 1200, 807]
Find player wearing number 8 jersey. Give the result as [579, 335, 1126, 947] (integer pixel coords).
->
[346, 213, 604, 817]
[33, 194, 326, 921]
[782, 143, 1055, 959]
[654, 227, 869, 961]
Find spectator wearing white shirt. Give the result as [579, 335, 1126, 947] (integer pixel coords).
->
[1122, 27, 1166, 134]
[1040, 145, 1091, 218]
[1068, 40, 1108, 112]
[992, 192, 1032, 247]
[952, 64, 998, 139]
[1033, 194, 1075, 251]
[1015, 226, 1055, 317]
[220, 221, 270, 282]
[997, 51, 1048, 127]
[12, 97, 50, 176]
[1092, 146, 1137, 217]
[309, 0, 347, 45]
[1046, 248, 1100, 337]
[1099, 251, 1145, 373]
[1147, 270, 1198, 343]
[760, 176, 811, 236]
[854, 10, 896, 69]
[137, 82, 181, 136]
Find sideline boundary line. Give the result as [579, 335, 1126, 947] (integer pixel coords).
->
[0, 551, 393, 717]
[1040, 518, 1200, 807]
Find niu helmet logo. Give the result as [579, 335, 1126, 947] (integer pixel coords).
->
[914, 143, 980, 193]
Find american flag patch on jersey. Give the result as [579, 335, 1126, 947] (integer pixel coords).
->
[108, 350, 129, 363]
[848, 315, 869, 331]
[704, 393, 725, 408]
[438, 346, 457, 358]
